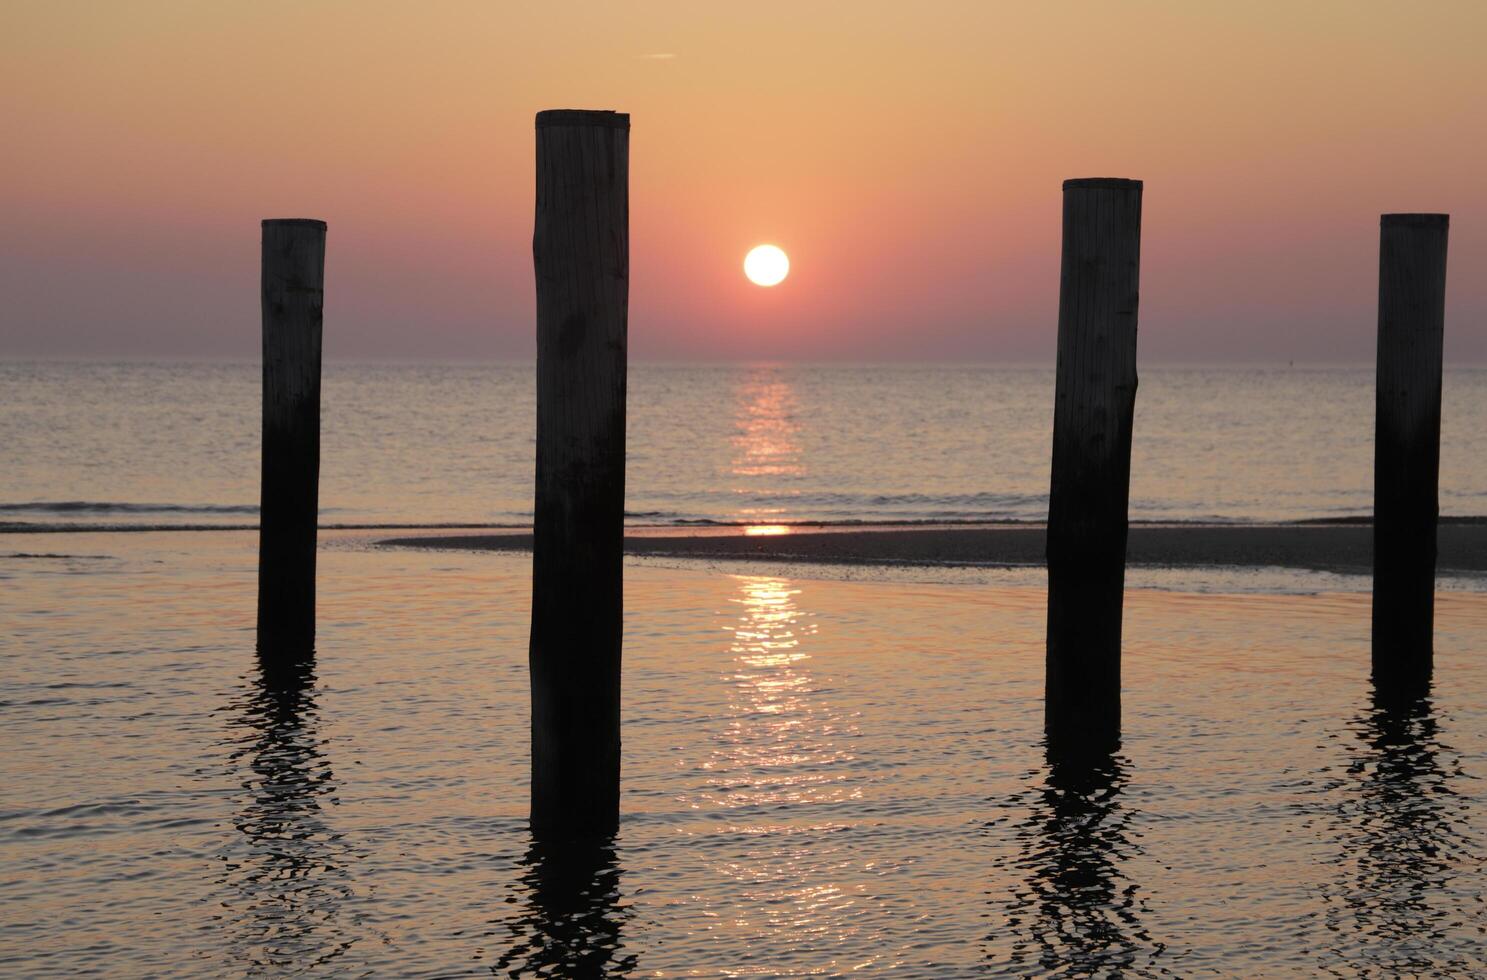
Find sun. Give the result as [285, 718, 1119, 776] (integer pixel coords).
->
[744, 244, 789, 287]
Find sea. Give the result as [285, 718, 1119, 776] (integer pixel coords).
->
[3, 361, 1486, 977]
[3, 361, 1485, 530]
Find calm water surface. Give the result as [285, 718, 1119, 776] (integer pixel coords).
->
[3, 362, 1485, 528]
[3, 533, 1485, 976]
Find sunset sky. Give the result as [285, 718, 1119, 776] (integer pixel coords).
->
[2, 1, 1483, 362]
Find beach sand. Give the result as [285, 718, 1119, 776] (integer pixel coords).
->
[380, 522, 1487, 575]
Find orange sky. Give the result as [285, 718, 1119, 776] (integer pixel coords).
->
[2, 1, 1483, 361]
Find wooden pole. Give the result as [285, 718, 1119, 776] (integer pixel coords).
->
[529, 109, 629, 838]
[256, 219, 326, 657]
[1045, 178, 1142, 751]
[1372, 213, 1448, 686]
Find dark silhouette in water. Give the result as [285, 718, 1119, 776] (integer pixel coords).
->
[217, 651, 361, 970]
[493, 837, 635, 977]
[1323, 683, 1477, 975]
[257, 219, 326, 657]
[529, 110, 630, 839]
[1372, 213, 1448, 684]
[1046, 178, 1143, 751]
[989, 740, 1170, 977]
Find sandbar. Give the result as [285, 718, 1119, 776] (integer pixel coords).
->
[379, 522, 1487, 576]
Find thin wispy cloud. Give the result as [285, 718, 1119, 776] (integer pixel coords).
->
[638, 52, 677, 60]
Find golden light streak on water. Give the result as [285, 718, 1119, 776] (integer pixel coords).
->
[743, 524, 792, 536]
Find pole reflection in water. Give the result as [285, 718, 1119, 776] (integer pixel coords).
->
[492, 838, 635, 978]
[987, 740, 1166, 976]
[1322, 683, 1476, 974]
[731, 367, 805, 524]
[216, 654, 360, 971]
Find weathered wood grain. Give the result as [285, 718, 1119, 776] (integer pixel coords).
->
[1045, 178, 1142, 751]
[1373, 213, 1448, 688]
[529, 109, 629, 838]
[257, 218, 326, 657]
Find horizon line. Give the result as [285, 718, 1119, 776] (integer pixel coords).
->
[6, 354, 1487, 369]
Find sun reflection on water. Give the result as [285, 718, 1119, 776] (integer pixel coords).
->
[685, 574, 883, 965]
[743, 524, 792, 536]
[704, 576, 861, 809]
[730, 368, 805, 524]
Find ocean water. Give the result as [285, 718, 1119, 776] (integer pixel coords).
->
[5, 362, 1487, 976]
[2, 361, 1485, 529]
[2, 532, 1485, 976]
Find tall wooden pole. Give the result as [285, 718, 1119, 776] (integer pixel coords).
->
[1045, 178, 1142, 752]
[257, 219, 326, 657]
[1372, 213, 1448, 688]
[530, 109, 629, 838]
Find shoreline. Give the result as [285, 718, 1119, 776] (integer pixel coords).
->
[379, 523, 1487, 576]
[5, 514, 1485, 535]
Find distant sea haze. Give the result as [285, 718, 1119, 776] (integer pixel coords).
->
[2, 362, 1484, 531]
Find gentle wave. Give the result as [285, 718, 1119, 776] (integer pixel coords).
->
[0, 521, 513, 534]
[644, 490, 1048, 508]
[0, 501, 259, 514]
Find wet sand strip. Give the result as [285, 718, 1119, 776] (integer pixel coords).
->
[380, 524, 1487, 576]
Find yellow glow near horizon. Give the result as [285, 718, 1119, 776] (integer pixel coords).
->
[744, 524, 792, 536]
[744, 245, 790, 287]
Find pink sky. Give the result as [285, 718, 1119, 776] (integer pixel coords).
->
[2, 2, 1484, 362]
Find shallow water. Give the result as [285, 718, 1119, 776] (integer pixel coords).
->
[3, 362, 1486, 529]
[3, 532, 1484, 976]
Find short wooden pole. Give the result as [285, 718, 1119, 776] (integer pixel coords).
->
[256, 218, 326, 657]
[529, 109, 629, 838]
[1372, 213, 1448, 685]
[1045, 178, 1142, 751]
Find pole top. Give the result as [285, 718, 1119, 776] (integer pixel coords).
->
[1381, 213, 1449, 227]
[536, 109, 629, 129]
[262, 218, 327, 229]
[1063, 178, 1143, 191]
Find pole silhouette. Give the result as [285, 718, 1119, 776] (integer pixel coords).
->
[1372, 213, 1448, 687]
[257, 218, 326, 657]
[529, 109, 629, 838]
[1045, 178, 1142, 752]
